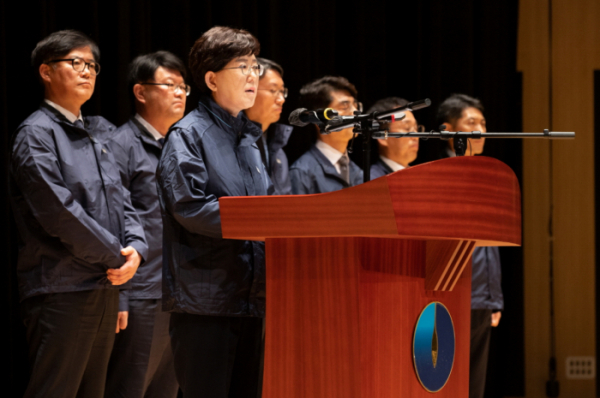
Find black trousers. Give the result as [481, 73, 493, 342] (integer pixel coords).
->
[21, 289, 119, 398]
[170, 313, 263, 398]
[470, 309, 493, 398]
[105, 299, 178, 398]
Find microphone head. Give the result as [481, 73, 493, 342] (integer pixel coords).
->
[409, 98, 432, 111]
[288, 108, 309, 127]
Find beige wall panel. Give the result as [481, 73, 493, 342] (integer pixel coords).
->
[519, 0, 597, 397]
[551, 1, 597, 396]
[518, 0, 552, 396]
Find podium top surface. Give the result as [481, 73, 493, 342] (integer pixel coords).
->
[220, 157, 521, 246]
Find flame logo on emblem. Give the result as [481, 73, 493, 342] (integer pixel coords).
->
[413, 302, 455, 392]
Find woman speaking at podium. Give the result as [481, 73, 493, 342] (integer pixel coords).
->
[156, 26, 272, 398]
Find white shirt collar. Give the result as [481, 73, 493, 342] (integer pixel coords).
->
[44, 99, 83, 124]
[380, 155, 406, 172]
[135, 114, 164, 141]
[315, 139, 345, 174]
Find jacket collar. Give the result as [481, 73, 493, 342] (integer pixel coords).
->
[39, 102, 91, 135]
[378, 157, 395, 174]
[198, 96, 262, 147]
[309, 144, 347, 183]
[129, 118, 162, 149]
[267, 123, 293, 153]
[44, 99, 82, 124]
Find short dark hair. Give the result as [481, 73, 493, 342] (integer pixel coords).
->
[31, 30, 100, 75]
[299, 76, 358, 110]
[128, 51, 187, 101]
[436, 93, 484, 127]
[257, 57, 283, 79]
[189, 26, 260, 94]
[367, 97, 409, 130]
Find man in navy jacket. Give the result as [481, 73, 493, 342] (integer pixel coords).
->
[290, 76, 363, 194]
[245, 57, 293, 195]
[104, 51, 187, 398]
[436, 94, 503, 398]
[10, 30, 147, 398]
[366, 97, 420, 179]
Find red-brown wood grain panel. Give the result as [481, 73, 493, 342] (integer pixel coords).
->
[221, 175, 398, 240]
[264, 237, 362, 398]
[263, 237, 471, 398]
[220, 157, 521, 247]
[358, 238, 471, 397]
[219, 157, 520, 397]
[389, 156, 521, 245]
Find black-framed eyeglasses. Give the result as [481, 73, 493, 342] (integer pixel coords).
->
[221, 64, 265, 77]
[258, 88, 288, 99]
[139, 82, 191, 96]
[46, 57, 101, 76]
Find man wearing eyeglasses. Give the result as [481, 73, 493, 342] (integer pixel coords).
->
[104, 51, 187, 398]
[367, 97, 420, 179]
[436, 94, 502, 398]
[245, 58, 292, 195]
[290, 76, 364, 194]
[9, 30, 147, 398]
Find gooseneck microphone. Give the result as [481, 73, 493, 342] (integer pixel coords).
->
[288, 108, 340, 127]
[373, 98, 432, 120]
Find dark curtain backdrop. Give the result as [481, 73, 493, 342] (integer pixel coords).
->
[1, 1, 523, 396]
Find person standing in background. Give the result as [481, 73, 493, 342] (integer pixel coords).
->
[366, 97, 420, 179]
[436, 93, 503, 398]
[289, 76, 363, 194]
[245, 57, 293, 195]
[105, 50, 188, 398]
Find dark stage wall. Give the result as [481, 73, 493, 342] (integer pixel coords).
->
[1, 1, 523, 396]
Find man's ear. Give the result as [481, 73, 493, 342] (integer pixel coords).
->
[133, 84, 146, 104]
[39, 64, 52, 83]
[377, 137, 390, 148]
[205, 71, 218, 92]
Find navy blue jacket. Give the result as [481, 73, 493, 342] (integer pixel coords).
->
[264, 123, 293, 195]
[157, 97, 272, 317]
[471, 246, 504, 310]
[370, 157, 394, 180]
[107, 118, 164, 311]
[10, 104, 148, 301]
[289, 144, 363, 194]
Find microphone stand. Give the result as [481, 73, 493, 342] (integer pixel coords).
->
[324, 98, 433, 184]
[373, 129, 575, 156]
[345, 125, 575, 183]
[353, 117, 379, 183]
[320, 99, 574, 182]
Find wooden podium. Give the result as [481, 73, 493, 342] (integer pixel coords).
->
[220, 157, 521, 397]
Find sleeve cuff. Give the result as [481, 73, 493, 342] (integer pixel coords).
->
[118, 289, 130, 312]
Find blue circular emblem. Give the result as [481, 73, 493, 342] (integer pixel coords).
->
[413, 302, 455, 392]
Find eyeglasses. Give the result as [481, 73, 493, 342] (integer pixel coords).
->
[46, 57, 101, 76]
[258, 88, 288, 99]
[389, 124, 426, 133]
[140, 82, 191, 96]
[221, 63, 265, 77]
[335, 101, 363, 115]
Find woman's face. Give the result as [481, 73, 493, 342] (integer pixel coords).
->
[207, 55, 259, 117]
